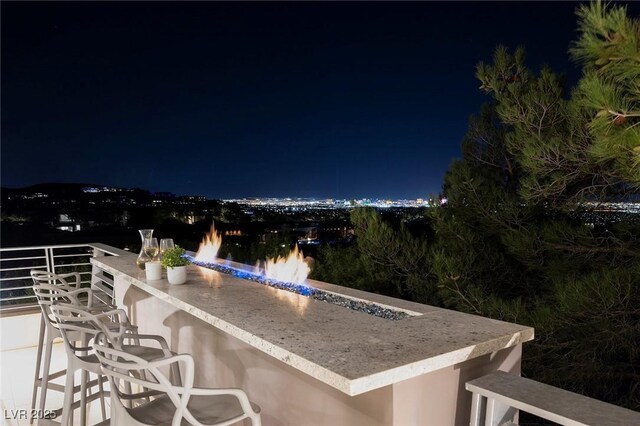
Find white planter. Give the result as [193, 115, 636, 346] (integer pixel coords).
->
[166, 266, 187, 285]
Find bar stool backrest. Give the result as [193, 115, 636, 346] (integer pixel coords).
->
[49, 303, 113, 359]
[94, 334, 260, 426]
[48, 303, 130, 355]
[31, 271, 83, 316]
[31, 270, 82, 287]
[32, 281, 93, 328]
[94, 332, 194, 426]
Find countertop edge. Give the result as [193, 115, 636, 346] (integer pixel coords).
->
[348, 328, 534, 395]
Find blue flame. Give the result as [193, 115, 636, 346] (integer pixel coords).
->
[185, 255, 316, 296]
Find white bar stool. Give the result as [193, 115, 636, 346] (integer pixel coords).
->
[31, 273, 134, 424]
[93, 332, 262, 426]
[50, 302, 180, 426]
[30, 271, 99, 423]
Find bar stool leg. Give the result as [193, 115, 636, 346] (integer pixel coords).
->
[98, 373, 107, 421]
[80, 369, 88, 426]
[29, 315, 46, 424]
[38, 330, 54, 413]
[60, 366, 75, 426]
[124, 380, 135, 408]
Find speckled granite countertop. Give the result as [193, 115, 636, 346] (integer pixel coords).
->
[92, 254, 534, 396]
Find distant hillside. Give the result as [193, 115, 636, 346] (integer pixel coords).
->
[2, 183, 126, 195]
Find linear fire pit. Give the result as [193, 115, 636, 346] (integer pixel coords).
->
[186, 255, 416, 320]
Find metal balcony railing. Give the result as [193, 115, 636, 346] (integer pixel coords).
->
[0, 243, 130, 313]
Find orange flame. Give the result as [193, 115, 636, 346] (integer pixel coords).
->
[195, 222, 222, 263]
[264, 245, 311, 284]
[268, 286, 309, 315]
[198, 268, 222, 287]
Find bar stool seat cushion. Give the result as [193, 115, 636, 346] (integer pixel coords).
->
[126, 394, 261, 426]
[121, 344, 173, 361]
[77, 346, 172, 364]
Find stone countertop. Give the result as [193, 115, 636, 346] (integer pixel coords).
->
[92, 254, 534, 396]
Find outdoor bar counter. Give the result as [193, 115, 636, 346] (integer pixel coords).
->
[91, 254, 534, 426]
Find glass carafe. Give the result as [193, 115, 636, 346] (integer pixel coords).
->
[136, 229, 154, 270]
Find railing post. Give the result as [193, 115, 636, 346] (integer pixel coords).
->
[45, 247, 56, 286]
[470, 392, 486, 426]
[485, 397, 517, 426]
[44, 247, 53, 275]
[90, 247, 106, 293]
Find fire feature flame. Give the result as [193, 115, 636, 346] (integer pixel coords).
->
[199, 268, 223, 287]
[264, 245, 311, 284]
[268, 286, 309, 315]
[195, 222, 222, 263]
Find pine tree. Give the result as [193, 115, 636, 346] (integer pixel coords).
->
[314, 0, 640, 409]
[571, 1, 640, 186]
[434, 0, 640, 408]
[314, 207, 435, 302]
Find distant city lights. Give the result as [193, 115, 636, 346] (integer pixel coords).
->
[223, 197, 439, 210]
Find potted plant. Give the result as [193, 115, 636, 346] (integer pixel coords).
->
[161, 246, 190, 285]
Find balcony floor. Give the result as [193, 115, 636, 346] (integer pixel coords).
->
[1, 343, 109, 426]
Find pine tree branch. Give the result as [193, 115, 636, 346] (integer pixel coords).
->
[606, 109, 640, 118]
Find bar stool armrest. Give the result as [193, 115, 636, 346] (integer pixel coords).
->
[122, 334, 174, 357]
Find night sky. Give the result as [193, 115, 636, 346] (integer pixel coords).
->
[3, 1, 636, 199]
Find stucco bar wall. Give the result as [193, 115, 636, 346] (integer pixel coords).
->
[95, 255, 533, 426]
